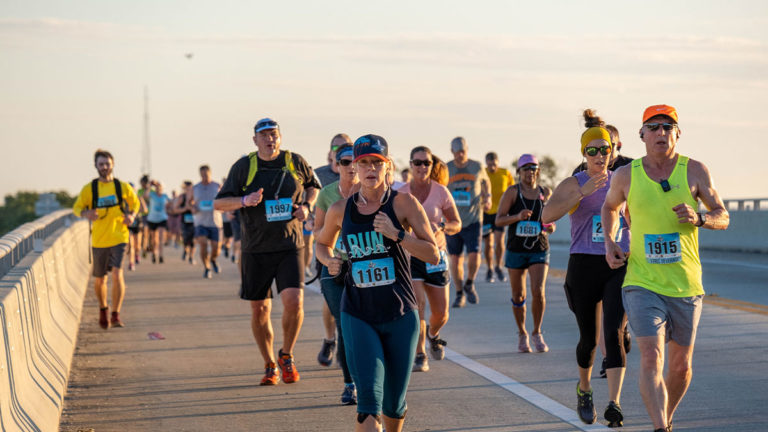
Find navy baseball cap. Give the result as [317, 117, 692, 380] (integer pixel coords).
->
[335, 144, 354, 162]
[254, 118, 279, 134]
[353, 134, 389, 162]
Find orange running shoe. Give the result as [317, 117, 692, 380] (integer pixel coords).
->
[260, 362, 279, 386]
[277, 349, 300, 383]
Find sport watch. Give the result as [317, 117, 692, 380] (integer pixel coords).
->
[696, 212, 707, 227]
[396, 230, 406, 243]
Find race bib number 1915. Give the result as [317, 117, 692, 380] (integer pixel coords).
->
[644, 233, 682, 264]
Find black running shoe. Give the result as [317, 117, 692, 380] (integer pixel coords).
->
[485, 268, 495, 283]
[495, 267, 506, 282]
[426, 325, 446, 360]
[211, 260, 220, 274]
[604, 400, 623, 428]
[576, 382, 596, 424]
[452, 292, 466, 308]
[317, 338, 336, 367]
[463, 280, 479, 304]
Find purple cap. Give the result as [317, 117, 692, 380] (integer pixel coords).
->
[517, 154, 539, 169]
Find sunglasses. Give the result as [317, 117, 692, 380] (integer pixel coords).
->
[338, 159, 353, 166]
[645, 123, 677, 132]
[585, 145, 611, 157]
[521, 165, 539, 172]
[410, 159, 433, 167]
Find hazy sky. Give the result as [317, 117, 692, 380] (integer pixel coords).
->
[2, 1, 767, 201]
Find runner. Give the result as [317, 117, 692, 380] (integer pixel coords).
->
[214, 117, 320, 386]
[602, 105, 729, 432]
[166, 189, 182, 249]
[483, 151, 515, 283]
[495, 154, 555, 353]
[137, 174, 151, 259]
[315, 134, 439, 432]
[193, 165, 223, 279]
[73, 149, 140, 329]
[446, 137, 491, 308]
[400, 168, 412, 184]
[542, 109, 629, 426]
[173, 181, 196, 264]
[313, 143, 360, 404]
[399, 146, 461, 373]
[221, 178, 234, 259]
[229, 209, 242, 265]
[145, 180, 171, 264]
[315, 133, 352, 187]
[573, 124, 633, 174]
[126, 182, 146, 271]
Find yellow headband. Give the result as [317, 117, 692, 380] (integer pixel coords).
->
[580, 127, 612, 154]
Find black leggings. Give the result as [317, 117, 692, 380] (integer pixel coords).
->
[564, 254, 627, 369]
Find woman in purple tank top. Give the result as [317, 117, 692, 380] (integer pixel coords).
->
[542, 109, 630, 427]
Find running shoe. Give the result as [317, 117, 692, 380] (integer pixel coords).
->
[223, 246, 229, 258]
[317, 338, 336, 367]
[135, 256, 140, 265]
[518, 332, 532, 353]
[486, 268, 495, 283]
[341, 383, 357, 405]
[604, 400, 623, 428]
[260, 362, 279, 386]
[277, 349, 300, 383]
[495, 267, 506, 282]
[99, 307, 109, 330]
[413, 352, 430, 372]
[599, 358, 607, 379]
[152, 253, 157, 264]
[531, 333, 549, 352]
[128, 262, 135, 271]
[189, 256, 194, 265]
[110, 311, 125, 328]
[426, 326, 446, 360]
[211, 260, 220, 274]
[463, 280, 479, 304]
[576, 382, 596, 424]
[231, 254, 236, 263]
[623, 327, 631, 354]
[182, 251, 187, 261]
[159, 255, 164, 264]
[452, 292, 466, 308]
[203, 268, 212, 279]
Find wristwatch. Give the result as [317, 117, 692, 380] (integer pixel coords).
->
[396, 230, 406, 243]
[696, 212, 707, 227]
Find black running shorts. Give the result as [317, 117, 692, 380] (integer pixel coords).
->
[240, 249, 304, 301]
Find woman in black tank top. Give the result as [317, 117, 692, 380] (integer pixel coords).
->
[315, 135, 439, 432]
[495, 154, 554, 354]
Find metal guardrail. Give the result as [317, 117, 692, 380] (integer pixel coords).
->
[723, 198, 767, 211]
[0, 209, 74, 280]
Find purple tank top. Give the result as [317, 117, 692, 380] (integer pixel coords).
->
[569, 171, 630, 255]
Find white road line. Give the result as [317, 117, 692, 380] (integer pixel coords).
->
[446, 349, 610, 431]
[700, 258, 768, 270]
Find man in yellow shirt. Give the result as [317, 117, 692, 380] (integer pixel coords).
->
[602, 105, 728, 432]
[483, 152, 515, 283]
[73, 149, 140, 329]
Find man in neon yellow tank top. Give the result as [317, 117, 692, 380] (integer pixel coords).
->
[602, 105, 729, 432]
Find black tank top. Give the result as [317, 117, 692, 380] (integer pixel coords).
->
[180, 194, 193, 224]
[340, 189, 416, 324]
[506, 184, 549, 253]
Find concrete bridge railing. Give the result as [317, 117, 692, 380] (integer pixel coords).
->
[0, 210, 90, 432]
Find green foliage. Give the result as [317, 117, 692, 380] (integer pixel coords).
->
[0, 190, 77, 237]
[511, 155, 561, 190]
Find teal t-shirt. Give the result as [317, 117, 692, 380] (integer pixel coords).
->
[316, 180, 344, 212]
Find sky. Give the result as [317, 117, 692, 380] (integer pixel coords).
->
[2, 0, 767, 202]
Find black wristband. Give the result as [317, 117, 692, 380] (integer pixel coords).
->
[396, 230, 405, 243]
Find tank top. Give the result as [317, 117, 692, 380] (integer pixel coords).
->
[624, 155, 703, 297]
[506, 184, 549, 253]
[180, 194, 194, 225]
[340, 189, 416, 324]
[569, 171, 630, 255]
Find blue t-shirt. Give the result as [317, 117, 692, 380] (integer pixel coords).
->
[340, 190, 415, 324]
[147, 191, 170, 223]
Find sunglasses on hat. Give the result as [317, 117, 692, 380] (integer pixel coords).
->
[585, 145, 611, 157]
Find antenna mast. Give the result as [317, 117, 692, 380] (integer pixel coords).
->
[141, 85, 152, 176]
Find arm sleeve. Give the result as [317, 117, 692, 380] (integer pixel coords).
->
[72, 184, 90, 217]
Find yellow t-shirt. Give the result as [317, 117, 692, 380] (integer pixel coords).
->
[485, 168, 515, 214]
[73, 179, 140, 248]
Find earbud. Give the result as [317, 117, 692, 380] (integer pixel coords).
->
[639, 131, 644, 139]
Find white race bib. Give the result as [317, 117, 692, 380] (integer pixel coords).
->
[644, 233, 681, 264]
[265, 198, 293, 222]
[452, 190, 472, 207]
[351, 258, 396, 288]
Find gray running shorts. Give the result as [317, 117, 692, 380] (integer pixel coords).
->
[92, 243, 127, 277]
[622, 285, 703, 346]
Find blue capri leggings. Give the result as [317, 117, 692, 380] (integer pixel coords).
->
[341, 309, 419, 418]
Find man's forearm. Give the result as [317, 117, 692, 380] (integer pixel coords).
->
[214, 197, 244, 212]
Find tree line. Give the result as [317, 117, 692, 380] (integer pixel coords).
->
[0, 191, 76, 237]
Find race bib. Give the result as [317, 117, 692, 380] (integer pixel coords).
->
[452, 190, 471, 207]
[515, 221, 541, 237]
[426, 250, 448, 274]
[644, 233, 682, 264]
[97, 195, 118, 208]
[482, 223, 493, 236]
[265, 198, 293, 222]
[153, 202, 165, 213]
[198, 200, 214, 211]
[591, 215, 623, 243]
[183, 213, 194, 223]
[351, 257, 396, 288]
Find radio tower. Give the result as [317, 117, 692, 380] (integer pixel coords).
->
[141, 85, 152, 176]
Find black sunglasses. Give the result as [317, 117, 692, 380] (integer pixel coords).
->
[410, 159, 432, 167]
[521, 165, 539, 172]
[338, 159, 353, 166]
[585, 145, 611, 157]
[645, 123, 676, 132]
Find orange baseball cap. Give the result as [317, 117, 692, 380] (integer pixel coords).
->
[642, 104, 678, 123]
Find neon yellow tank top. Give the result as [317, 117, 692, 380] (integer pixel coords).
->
[624, 155, 703, 297]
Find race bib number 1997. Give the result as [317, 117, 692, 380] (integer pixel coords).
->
[265, 198, 293, 222]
